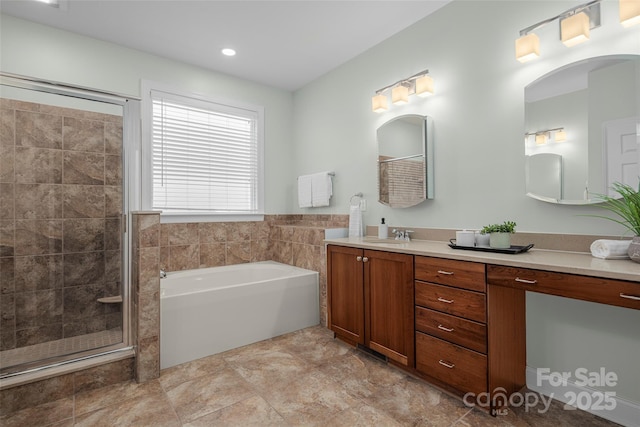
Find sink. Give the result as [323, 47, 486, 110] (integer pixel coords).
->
[363, 238, 408, 244]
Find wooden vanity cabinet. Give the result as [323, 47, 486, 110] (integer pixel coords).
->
[414, 256, 488, 397]
[327, 245, 414, 366]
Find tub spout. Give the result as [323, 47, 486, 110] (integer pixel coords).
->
[160, 269, 167, 279]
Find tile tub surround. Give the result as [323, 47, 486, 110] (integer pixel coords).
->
[0, 326, 620, 427]
[0, 98, 123, 354]
[131, 212, 161, 383]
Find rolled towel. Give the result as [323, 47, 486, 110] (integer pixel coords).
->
[348, 205, 363, 237]
[590, 239, 631, 259]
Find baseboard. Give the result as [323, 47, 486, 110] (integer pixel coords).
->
[526, 366, 640, 427]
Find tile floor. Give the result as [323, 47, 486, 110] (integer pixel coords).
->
[1, 326, 621, 426]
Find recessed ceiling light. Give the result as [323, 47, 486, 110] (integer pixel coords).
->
[221, 48, 236, 57]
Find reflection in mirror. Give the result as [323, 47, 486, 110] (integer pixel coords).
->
[524, 55, 640, 204]
[377, 115, 433, 208]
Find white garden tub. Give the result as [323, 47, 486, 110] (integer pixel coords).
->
[160, 261, 319, 369]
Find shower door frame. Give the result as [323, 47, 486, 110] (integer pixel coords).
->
[0, 72, 139, 382]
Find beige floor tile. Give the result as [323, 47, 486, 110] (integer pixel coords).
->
[326, 402, 405, 427]
[263, 368, 360, 426]
[224, 347, 311, 391]
[74, 379, 164, 416]
[317, 349, 406, 399]
[74, 392, 180, 427]
[0, 397, 73, 427]
[159, 353, 227, 391]
[164, 367, 255, 423]
[183, 395, 287, 427]
[272, 325, 354, 365]
[365, 375, 471, 426]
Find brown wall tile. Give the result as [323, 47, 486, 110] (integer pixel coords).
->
[14, 147, 62, 184]
[15, 219, 63, 255]
[14, 254, 63, 292]
[15, 110, 62, 149]
[63, 185, 105, 218]
[62, 152, 104, 185]
[15, 184, 63, 219]
[62, 117, 104, 152]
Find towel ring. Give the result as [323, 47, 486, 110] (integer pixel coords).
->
[350, 192, 363, 206]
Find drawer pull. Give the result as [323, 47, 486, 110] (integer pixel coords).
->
[356, 256, 362, 262]
[437, 324, 454, 332]
[620, 293, 640, 301]
[438, 359, 455, 369]
[515, 277, 537, 284]
[437, 270, 454, 275]
[362, 257, 369, 262]
[437, 297, 454, 304]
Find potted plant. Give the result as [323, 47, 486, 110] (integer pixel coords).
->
[481, 221, 517, 249]
[589, 181, 640, 263]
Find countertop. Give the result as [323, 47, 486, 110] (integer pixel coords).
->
[324, 237, 640, 283]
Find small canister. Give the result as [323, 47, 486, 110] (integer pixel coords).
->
[455, 230, 476, 247]
[475, 231, 490, 247]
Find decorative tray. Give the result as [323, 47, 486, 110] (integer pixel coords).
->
[448, 242, 534, 254]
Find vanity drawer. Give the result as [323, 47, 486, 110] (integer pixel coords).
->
[415, 282, 486, 323]
[487, 265, 640, 310]
[415, 256, 486, 292]
[416, 332, 487, 396]
[415, 307, 487, 354]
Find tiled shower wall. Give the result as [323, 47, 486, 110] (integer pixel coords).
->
[0, 98, 123, 351]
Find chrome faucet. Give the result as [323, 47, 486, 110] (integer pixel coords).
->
[160, 269, 167, 279]
[392, 229, 414, 241]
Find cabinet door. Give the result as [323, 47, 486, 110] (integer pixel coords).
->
[365, 250, 414, 366]
[327, 245, 364, 345]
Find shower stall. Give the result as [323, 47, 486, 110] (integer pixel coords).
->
[0, 74, 135, 380]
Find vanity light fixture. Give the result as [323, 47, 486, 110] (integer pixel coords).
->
[535, 133, 549, 145]
[515, 0, 601, 62]
[371, 69, 433, 113]
[415, 75, 434, 97]
[555, 129, 567, 142]
[620, 0, 640, 26]
[561, 11, 591, 46]
[391, 84, 409, 105]
[515, 33, 540, 63]
[526, 127, 566, 145]
[372, 94, 388, 113]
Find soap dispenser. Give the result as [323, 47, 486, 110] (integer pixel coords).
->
[378, 218, 388, 239]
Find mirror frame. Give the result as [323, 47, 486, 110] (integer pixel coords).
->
[377, 114, 434, 208]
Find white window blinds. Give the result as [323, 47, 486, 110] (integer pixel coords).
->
[150, 90, 261, 213]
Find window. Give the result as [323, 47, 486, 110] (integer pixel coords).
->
[142, 83, 264, 220]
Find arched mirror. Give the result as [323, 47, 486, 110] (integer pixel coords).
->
[377, 114, 434, 208]
[524, 55, 640, 204]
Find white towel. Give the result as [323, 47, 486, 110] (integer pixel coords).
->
[297, 175, 312, 208]
[311, 171, 333, 207]
[590, 239, 631, 259]
[348, 204, 363, 237]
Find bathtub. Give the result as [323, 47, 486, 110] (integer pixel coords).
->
[160, 261, 319, 369]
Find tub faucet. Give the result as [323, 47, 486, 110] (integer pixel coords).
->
[160, 269, 167, 279]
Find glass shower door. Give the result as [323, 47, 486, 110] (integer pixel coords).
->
[0, 80, 130, 377]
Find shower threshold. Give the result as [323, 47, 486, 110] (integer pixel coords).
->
[0, 328, 123, 375]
